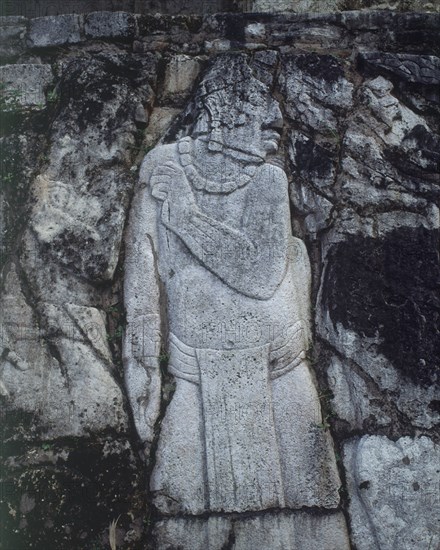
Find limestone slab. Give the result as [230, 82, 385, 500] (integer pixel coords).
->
[28, 15, 83, 48]
[0, 64, 53, 110]
[125, 53, 343, 516]
[154, 511, 350, 550]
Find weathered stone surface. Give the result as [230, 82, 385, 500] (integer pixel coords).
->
[232, 511, 350, 550]
[141, 107, 181, 152]
[245, 22, 266, 41]
[154, 511, 350, 550]
[251, 0, 440, 11]
[313, 69, 440, 430]
[84, 11, 136, 40]
[1, 44, 159, 550]
[252, 0, 336, 11]
[27, 14, 83, 48]
[154, 516, 231, 550]
[0, 64, 53, 110]
[0, 434, 148, 549]
[279, 53, 353, 134]
[359, 52, 440, 86]
[328, 355, 392, 430]
[204, 38, 232, 53]
[1, 1, 132, 18]
[344, 436, 440, 550]
[0, 264, 126, 438]
[1, 0, 440, 16]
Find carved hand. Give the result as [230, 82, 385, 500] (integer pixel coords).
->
[123, 310, 162, 455]
[150, 161, 196, 228]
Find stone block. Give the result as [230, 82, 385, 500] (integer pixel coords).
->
[0, 64, 53, 110]
[204, 38, 231, 53]
[84, 11, 136, 40]
[27, 14, 82, 48]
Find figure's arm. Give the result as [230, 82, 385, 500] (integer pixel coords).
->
[123, 158, 162, 451]
[152, 161, 290, 300]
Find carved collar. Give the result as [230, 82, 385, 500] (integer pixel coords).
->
[177, 137, 260, 194]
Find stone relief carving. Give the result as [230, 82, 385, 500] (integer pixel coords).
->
[124, 54, 342, 516]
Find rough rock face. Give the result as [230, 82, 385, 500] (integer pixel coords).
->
[1, 44, 158, 548]
[0, 7, 439, 550]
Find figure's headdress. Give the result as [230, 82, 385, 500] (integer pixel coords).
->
[164, 53, 269, 149]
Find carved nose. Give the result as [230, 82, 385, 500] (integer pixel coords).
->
[264, 103, 283, 131]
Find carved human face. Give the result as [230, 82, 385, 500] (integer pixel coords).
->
[218, 83, 283, 161]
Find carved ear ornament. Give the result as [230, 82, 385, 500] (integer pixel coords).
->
[208, 120, 223, 152]
[178, 137, 258, 194]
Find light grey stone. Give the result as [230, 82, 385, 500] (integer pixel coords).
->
[245, 22, 266, 40]
[328, 356, 391, 430]
[253, 0, 440, 11]
[161, 54, 201, 103]
[204, 39, 231, 53]
[339, 76, 436, 207]
[233, 511, 350, 550]
[0, 64, 53, 110]
[344, 436, 440, 550]
[251, 0, 340, 11]
[0, 264, 126, 438]
[134, 103, 148, 126]
[27, 15, 83, 48]
[154, 517, 231, 550]
[125, 53, 343, 515]
[154, 511, 350, 550]
[84, 11, 136, 40]
[141, 107, 181, 153]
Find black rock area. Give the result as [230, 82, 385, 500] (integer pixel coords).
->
[323, 227, 440, 387]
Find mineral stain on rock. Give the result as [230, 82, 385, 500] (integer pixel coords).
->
[324, 227, 440, 386]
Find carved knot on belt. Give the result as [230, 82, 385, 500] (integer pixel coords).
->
[168, 322, 307, 384]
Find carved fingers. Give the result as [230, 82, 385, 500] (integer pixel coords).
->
[269, 321, 307, 379]
[150, 161, 196, 230]
[150, 161, 185, 201]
